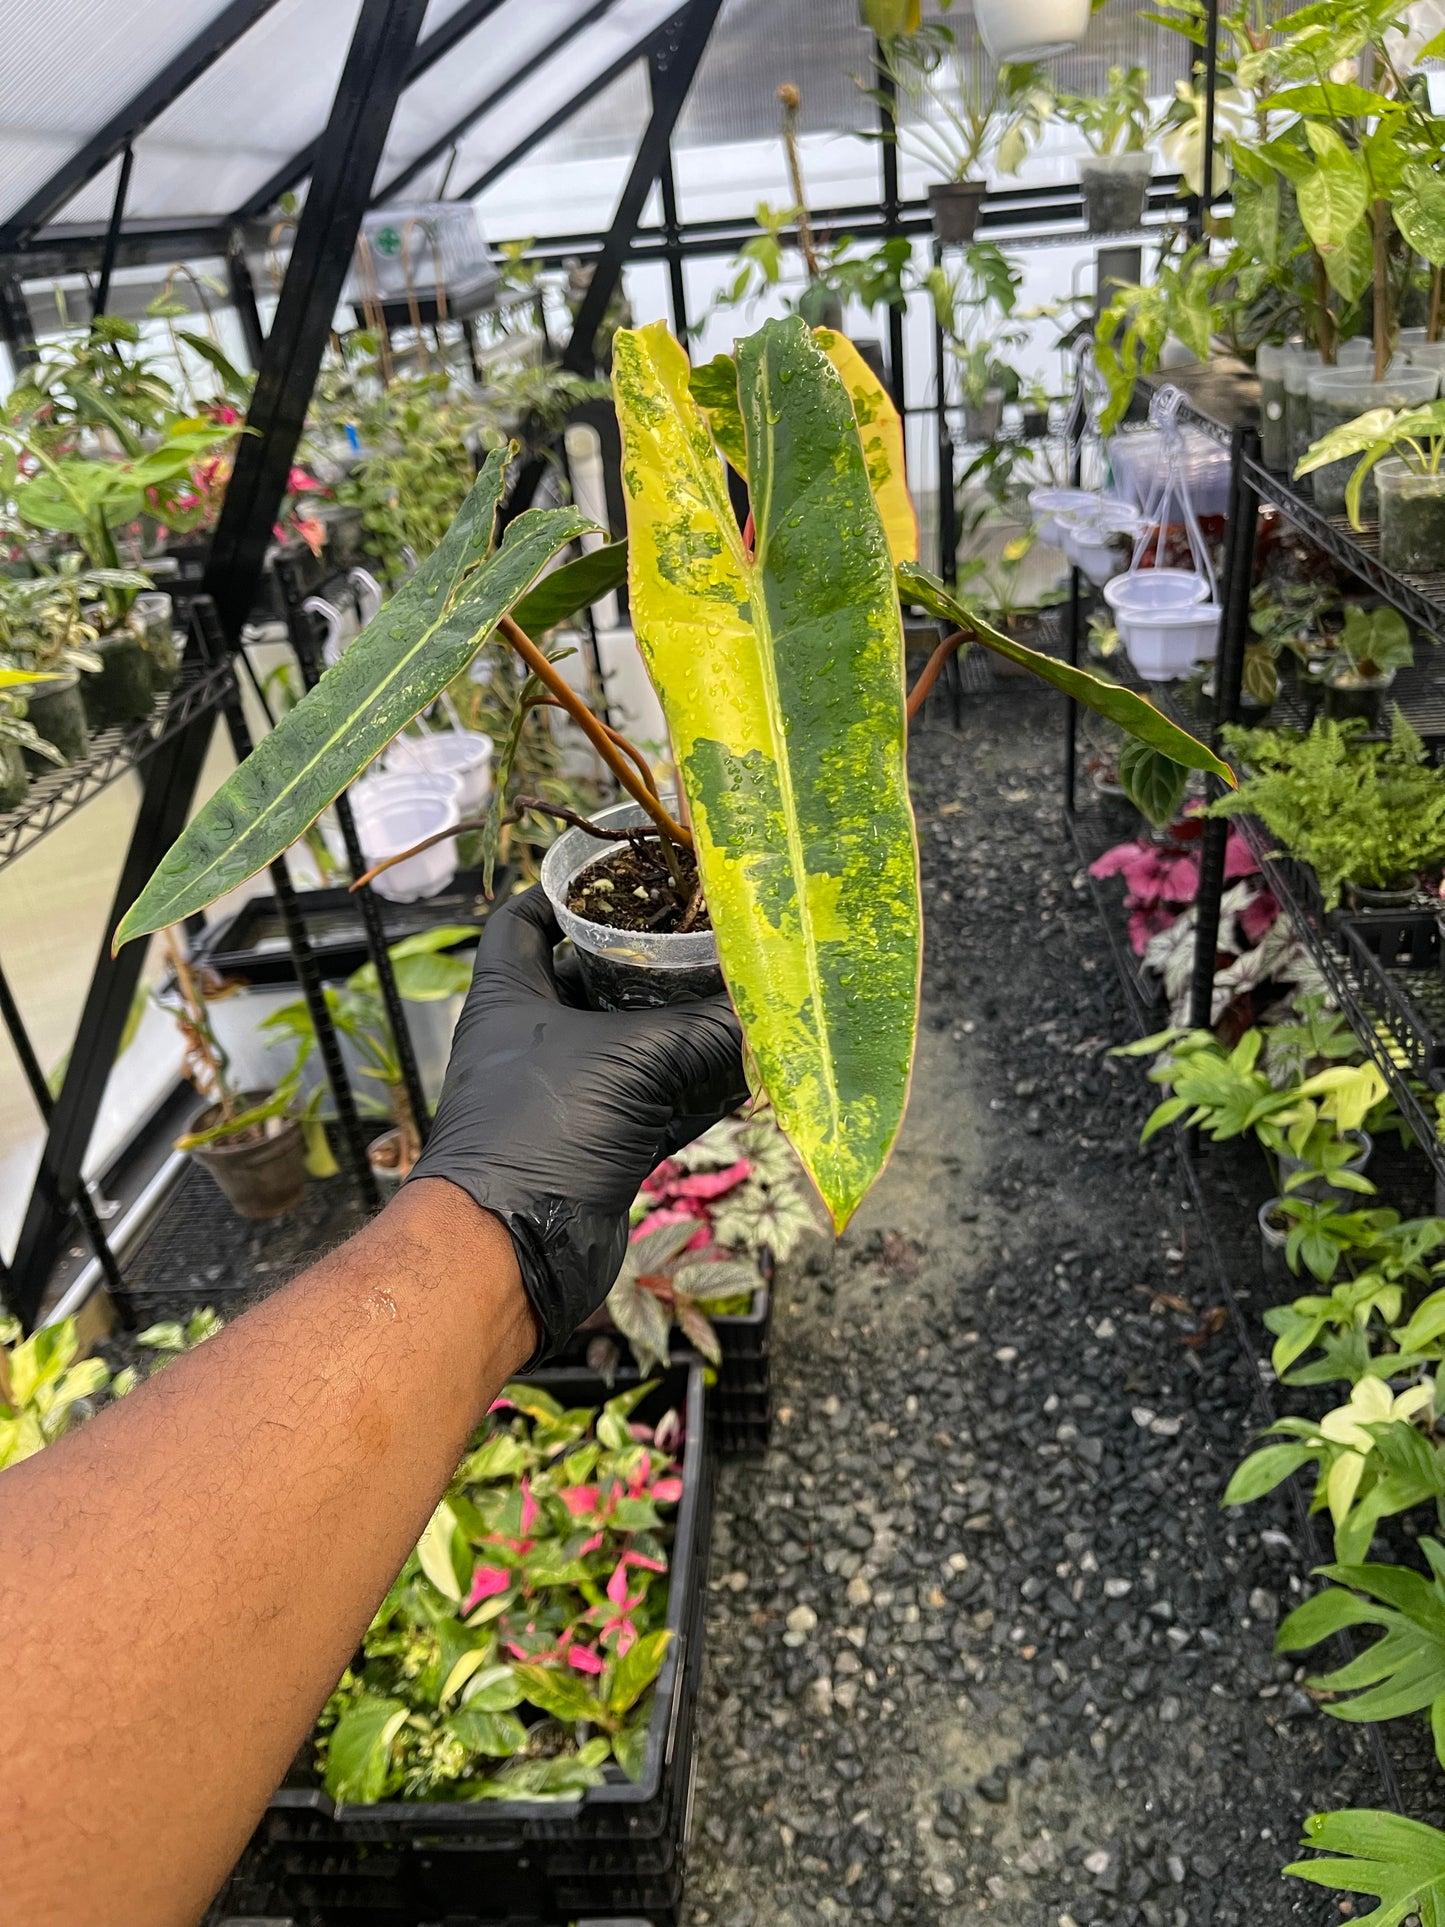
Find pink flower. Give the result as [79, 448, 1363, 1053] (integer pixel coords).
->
[619, 1549, 667, 1574]
[464, 1565, 512, 1611]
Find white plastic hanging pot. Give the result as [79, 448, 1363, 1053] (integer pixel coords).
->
[1102, 569, 1209, 618]
[386, 730, 493, 813]
[974, 0, 1090, 61]
[1058, 501, 1145, 588]
[1117, 601, 1222, 682]
[1028, 486, 1098, 545]
[339, 770, 464, 902]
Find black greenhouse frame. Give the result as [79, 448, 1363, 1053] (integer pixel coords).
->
[0, 0, 1228, 1329]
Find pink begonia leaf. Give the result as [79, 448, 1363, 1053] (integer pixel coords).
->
[578, 1531, 604, 1555]
[1224, 830, 1260, 881]
[650, 1476, 684, 1504]
[559, 1485, 600, 1516]
[1238, 888, 1279, 944]
[629, 1421, 656, 1443]
[641, 1159, 682, 1197]
[1089, 841, 1146, 880]
[1128, 905, 1179, 957]
[667, 1160, 752, 1201]
[519, 1476, 538, 1536]
[621, 1549, 667, 1573]
[568, 1643, 605, 1674]
[1162, 856, 1200, 902]
[607, 1562, 641, 1608]
[631, 1203, 705, 1243]
[464, 1566, 512, 1611]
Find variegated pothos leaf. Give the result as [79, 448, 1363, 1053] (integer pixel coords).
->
[613, 316, 921, 1230]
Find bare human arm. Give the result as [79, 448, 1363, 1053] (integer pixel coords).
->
[1, 1181, 532, 1927]
[0, 889, 745, 1926]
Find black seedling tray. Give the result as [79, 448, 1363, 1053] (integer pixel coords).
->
[194, 869, 512, 985]
[254, 1363, 713, 1926]
[1338, 908, 1445, 1075]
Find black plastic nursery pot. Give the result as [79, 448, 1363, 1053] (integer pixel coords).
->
[22, 674, 89, 770]
[81, 629, 156, 729]
[1079, 154, 1150, 234]
[255, 1364, 713, 1927]
[1323, 664, 1394, 728]
[927, 178, 985, 244]
[185, 1094, 308, 1221]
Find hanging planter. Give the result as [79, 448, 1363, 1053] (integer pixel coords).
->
[927, 180, 986, 245]
[385, 727, 493, 812]
[975, 0, 1090, 62]
[346, 771, 463, 903]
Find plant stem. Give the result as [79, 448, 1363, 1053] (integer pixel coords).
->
[1431, 265, 1443, 346]
[497, 615, 692, 849]
[162, 927, 236, 1122]
[1314, 252, 1337, 364]
[907, 631, 967, 720]
[778, 85, 821, 284]
[1373, 202, 1390, 384]
[535, 696, 660, 796]
[347, 797, 679, 894]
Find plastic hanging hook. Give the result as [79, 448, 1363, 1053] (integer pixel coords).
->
[1127, 384, 1218, 602]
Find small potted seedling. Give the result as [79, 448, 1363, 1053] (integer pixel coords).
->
[1057, 65, 1153, 234]
[156, 930, 311, 1220]
[872, 27, 1052, 243]
[0, 665, 63, 808]
[1322, 603, 1413, 729]
[1298, 399, 1445, 576]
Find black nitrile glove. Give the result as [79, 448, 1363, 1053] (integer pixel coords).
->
[408, 885, 747, 1359]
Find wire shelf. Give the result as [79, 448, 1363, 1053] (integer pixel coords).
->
[0, 656, 235, 875]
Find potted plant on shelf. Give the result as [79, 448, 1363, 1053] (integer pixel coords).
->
[1297, 399, 1445, 573]
[1214, 713, 1445, 910]
[872, 25, 1052, 243]
[263, 927, 477, 1190]
[0, 565, 113, 766]
[115, 318, 1228, 1233]
[0, 664, 63, 807]
[1056, 64, 1154, 234]
[155, 930, 312, 1221]
[1317, 603, 1414, 727]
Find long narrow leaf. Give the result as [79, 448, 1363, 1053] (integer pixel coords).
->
[511, 539, 629, 636]
[613, 317, 921, 1230]
[115, 452, 594, 945]
[814, 328, 918, 565]
[898, 563, 1234, 784]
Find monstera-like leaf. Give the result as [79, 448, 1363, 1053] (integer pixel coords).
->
[613, 316, 921, 1231]
[114, 448, 593, 947]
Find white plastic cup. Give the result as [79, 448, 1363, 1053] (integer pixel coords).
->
[347, 772, 462, 902]
[1029, 487, 1098, 545]
[1117, 601, 1222, 681]
[1103, 569, 1211, 617]
[386, 730, 493, 813]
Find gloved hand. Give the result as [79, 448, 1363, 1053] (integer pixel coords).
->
[408, 885, 747, 1359]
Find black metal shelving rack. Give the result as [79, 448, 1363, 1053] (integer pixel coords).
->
[1061, 354, 1445, 1194]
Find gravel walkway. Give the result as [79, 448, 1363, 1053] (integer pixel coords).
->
[683, 680, 1384, 1927]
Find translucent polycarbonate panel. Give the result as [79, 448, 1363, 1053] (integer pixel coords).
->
[0, 0, 245, 225]
[472, 59, 652, 236]
[444, 0, 674, 201]
[60, 0, 366, 225]
[377, 0, 613, 200]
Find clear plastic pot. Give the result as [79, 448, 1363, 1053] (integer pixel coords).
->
[540, 798, 723, 1012]
[1259, 1198, 1291, 1290]
[1323, 659, 1396, 728]
[963, 388, 1005, 442]
[347, 771, 462, 902]
[1028, 487, 1098, 545]
[23, 673, 90, 770]
[1283, 340, 1372, 474]
[1255, 343, 1290, 472]
[1277, 1130, 1372, 1203]
[1079, 151, 1151, 235]
[974, 0, 1089, 60]
[0, 740, 27, 811]
[1376, 456, 1445, 575]
[1306, 367, 1439, 516]
[83, 629, 156, 728]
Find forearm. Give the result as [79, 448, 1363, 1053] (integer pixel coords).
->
[0, 1179, 534, 1927]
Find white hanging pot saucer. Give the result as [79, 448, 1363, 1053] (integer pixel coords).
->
[1117, 600, 1222, 682]
[1028, 486, 1099, 545]
[1103, 568, 1210, 617]
[974, 0, 1091, 62]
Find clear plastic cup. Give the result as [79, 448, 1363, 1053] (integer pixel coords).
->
[1103, 568, 1211, 616]
[1255, 343, 1290, 472]
[386, 729, 493, 812]
[540, 797, 722, 1011]
[346, 771, 462, 902]
[1376, 455, 1445, 574]
[1306, 367, 1440, 514]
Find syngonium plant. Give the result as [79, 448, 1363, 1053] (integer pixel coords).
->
[114, 315, 1228, 1231]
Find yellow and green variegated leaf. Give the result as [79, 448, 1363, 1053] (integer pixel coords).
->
[115, 451, 594, 947]
[613, 316, 920, 1232]
[813, 328, 918, 565]
[688, 355, 749, 475]
[899, 565, 1235, 785]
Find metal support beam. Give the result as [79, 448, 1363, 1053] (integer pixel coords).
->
[0, 273, 37, 369]
[376, 0, 624, 208]
[873, 38, 906, 418]
[203, 0, 430, 642]
[0, 0, 286, 250]
[1193, 0, 1221, 243]
[655, 117, 689, 340]
[499, 0, 722, 527]
[459, 6, 697, 203]
[92, 143, 135, 318]
[234, 0, 513, 221]
[225, 229, 267, 369]
[1189, 425, 1260, 1032]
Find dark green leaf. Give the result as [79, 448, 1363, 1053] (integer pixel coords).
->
[324, 1696, 408, 1803]
[1120, 739, 1190, 829]
[1285, 1807, 1445, 1927]
[511, 540, 630, 636]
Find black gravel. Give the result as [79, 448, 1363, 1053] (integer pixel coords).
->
[683, 682, 1388, 1927]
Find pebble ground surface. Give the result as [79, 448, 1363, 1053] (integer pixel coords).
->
[682, 680, 1390, 1927]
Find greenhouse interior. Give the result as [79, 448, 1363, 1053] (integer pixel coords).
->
[20, 0, 1445, 1922]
